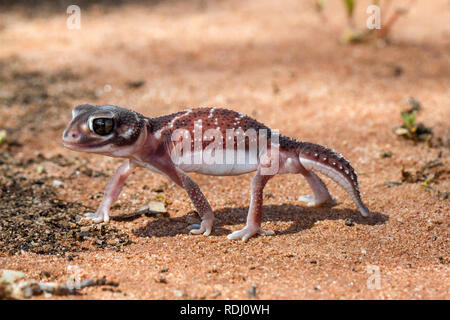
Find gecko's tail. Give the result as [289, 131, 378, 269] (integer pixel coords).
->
[297, 142, 370, 217]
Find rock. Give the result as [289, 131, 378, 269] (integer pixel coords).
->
[143, 201, 169, 217]
[174, 289, 185, 298]
[148, 201, 167, 213]
[210, 290, 221, 299]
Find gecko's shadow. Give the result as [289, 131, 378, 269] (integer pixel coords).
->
[132, 204, 388, 238]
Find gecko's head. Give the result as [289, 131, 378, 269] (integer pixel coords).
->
[62, 104, 148, 156]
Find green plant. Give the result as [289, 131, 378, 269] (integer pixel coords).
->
[401, 110, 417, 130]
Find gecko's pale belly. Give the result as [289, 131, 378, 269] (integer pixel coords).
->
[174, 150, 259, 176]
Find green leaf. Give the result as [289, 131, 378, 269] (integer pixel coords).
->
[401, 111, 416, 129]
[316, 0, 326, 12]
[343, 0, 355, 17]
[0, 130, 6, 145]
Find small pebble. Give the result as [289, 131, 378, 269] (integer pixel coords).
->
[52, 180, 63, 187]
[148, 201, 167, 213]
[174, 289, 185, 298]
[210, 291, 221, 299]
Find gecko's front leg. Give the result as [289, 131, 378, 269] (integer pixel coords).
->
[85, 159, 136, 223]
[177, 172, 214, 236]
[152, 162, 215, 236]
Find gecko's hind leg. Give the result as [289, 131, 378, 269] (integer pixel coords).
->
[227, 172, 275, 241]
[298, 170, 337, 207]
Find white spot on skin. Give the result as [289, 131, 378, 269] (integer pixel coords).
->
[208, 108, 216, 119]
[120, 128, 134, 138]
[169, 109, 192, 129]
[80, 123, 88, 132]
[154, 109, 192, 138]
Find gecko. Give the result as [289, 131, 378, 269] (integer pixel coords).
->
[62, 104, 370, 241]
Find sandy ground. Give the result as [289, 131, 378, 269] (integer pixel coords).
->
[0, 0, 449, 299]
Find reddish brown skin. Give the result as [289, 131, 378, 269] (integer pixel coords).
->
[63, 104, 369, 240]
[146, 107, 359, 194]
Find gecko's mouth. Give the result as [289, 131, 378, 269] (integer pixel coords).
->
[62, 140, 87, 151]
[62, 139, 115, 154]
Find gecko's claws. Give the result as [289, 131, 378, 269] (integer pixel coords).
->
[227, 226, 275, 242]
[298, 195, 337, 207]
[188, 220, 213, 236]
[84, 211, 109, 223]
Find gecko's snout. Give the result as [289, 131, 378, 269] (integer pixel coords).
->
[62, 130, 80, 143]
[62, 126, 82, 149]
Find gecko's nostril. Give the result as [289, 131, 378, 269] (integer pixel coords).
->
[71, 132, 79, 140]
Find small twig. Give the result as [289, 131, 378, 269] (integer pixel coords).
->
[40, 278, 119, 296]
[4, 278, 119, 299]
[377, 0, 416, 39]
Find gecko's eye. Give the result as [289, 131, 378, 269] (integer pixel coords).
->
[92, 118, 114, 136]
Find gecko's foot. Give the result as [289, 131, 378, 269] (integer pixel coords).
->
[298, 195, 337, 207]
[188, 219, 213, 236]
[227, 225, 275, 242]
[84, 211, 109, 223]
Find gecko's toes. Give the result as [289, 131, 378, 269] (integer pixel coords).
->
[187, 224, 201, 230]
[298, 195, 337, 207]
[227, 226, 275, 242]
[188, 220, 213, 236]
[83, 212, 108, 223]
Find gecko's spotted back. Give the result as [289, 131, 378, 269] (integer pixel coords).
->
[151, 108, 269, 137]
[149, 107, 301, 151]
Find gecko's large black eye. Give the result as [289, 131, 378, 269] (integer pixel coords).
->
[92, 118, 114, 136]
